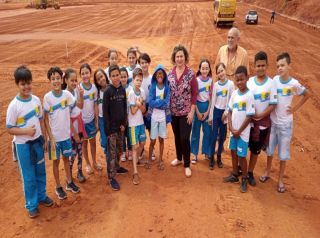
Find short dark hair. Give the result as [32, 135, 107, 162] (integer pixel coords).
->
[47, 66, 63, 80]
[138, 53, 151, 64]
[108, 65, 120, 78]
[133, 68, 143, 80]
[79, 63, 92, 74]
[119, 67, 128, 77]
[254, 51, 268, 64]
[276, 52, 291, 64]
[235, 65, 248, 76]
[14, 65, 32, 85]
[171, 44, 189, 64]
[127, 47, 137, 57]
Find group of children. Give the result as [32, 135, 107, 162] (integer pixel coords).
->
[6, 47, 309, 218]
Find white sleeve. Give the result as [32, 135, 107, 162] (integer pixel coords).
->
[246, 94, 255, 116]
[43, 95, 50, 112]
[6, 101, 17, 128]
[34, 96, 44, 119]
[93, 86, 98, 102]
[294, 80, 306, 96]
[269, 79, 278, 105]
[128, 91, 136, 107]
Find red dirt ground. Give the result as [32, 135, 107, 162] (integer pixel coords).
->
[0, 1, 319, 237]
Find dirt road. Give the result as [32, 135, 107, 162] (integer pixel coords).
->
[0, 1, 319, 237]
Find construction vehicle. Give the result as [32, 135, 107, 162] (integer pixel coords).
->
[30, 0, 60, 10]
[213, 0, 237, 27]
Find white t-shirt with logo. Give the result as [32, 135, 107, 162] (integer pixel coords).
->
[128, 88, 146, 127]
[70, 88, 81, 119]
[151, 85, 166, 122]
[80, 83, 97, 124]
[213, 79, 235, 109]
[196, 76, 212, 102]
[43, 90, 76, 142]
[142, 74, 152, 104]
[228, 89, 255, 142]
[270, 75, 306, 125]
[6, 95, 43, 144]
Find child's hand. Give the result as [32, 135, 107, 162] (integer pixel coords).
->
[232, 130, 240, 138]
[136, 99, 142, 107]
[197, 111, 203, 120]
[187, 111, 194, 125]
[74, 133, 81, 143]
[208, 120, 213, 125]
[43, 139, 48, 153]
[120, 125, 125, 132]
[26, 125, 36, 137]
[221, 111, 228, 122]
[287, 106, 293, 114]
[202, 111, 209, 121]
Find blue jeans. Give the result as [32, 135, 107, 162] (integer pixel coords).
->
[210, 107, 227, 157]
[190, 101, 212, 156]
[98, 117, 108, 156]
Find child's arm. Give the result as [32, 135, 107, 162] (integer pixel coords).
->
[130, 99, 145, 114]
[288, 89, 310, 114]
[40, 119, 47, 152]
[253, 105, 276, 121]
[94, 102, 99, 131]
[232, 117, 252, 138]
[76, 86, 84, 109]
[44, 112, 56, 151]
[227, 110, 235, 134]
[7, 126, 36, 137]
[203, 96, 212, 121]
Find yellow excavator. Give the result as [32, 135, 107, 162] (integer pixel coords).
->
[31, 0, 60, 10]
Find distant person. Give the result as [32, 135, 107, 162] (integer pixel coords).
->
[168, 44, 198, 178]
[260, 52, 310, 193]
[215, 27, 249, 81]
[223, 66, 255, 193]
[7, 66, 53, 218]
[270, 10, 275, 24]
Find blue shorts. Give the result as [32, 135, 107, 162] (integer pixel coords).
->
[267, 122, 292, 161]
[150, 119, 167, 140]
[128, 124, 146, 146]
[85, 119, 97, 139]
[48, 139, 72, 160]
[228, 136, 248, 158]
[98, 117, 107, 149]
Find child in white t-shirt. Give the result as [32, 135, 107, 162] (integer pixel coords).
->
[6, 66, 52, 218]
[62, 68, 86, 183]
[208, 63, 234, 169]
[246, 51, 277, 186]
[262, 53, 310, 193]
[104, 49, 118, 84]
[79, 63, 101, 175]
[44, 67, 79, 200]
[128, 68, 146, 185]
[223, 66, 255, 193]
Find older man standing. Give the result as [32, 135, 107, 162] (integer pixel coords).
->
[215, 27, 249, 81]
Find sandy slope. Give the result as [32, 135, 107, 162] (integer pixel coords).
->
[0, 1, 319, 237]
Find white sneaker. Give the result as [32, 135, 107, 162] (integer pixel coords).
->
[120, 152, 126, 162]
[171, 159, 182, 166]
[185, 167, 192, 178]
[128, 150, 133, 161]
[191, 155, 197, 164]
[151, 149, 156, 161]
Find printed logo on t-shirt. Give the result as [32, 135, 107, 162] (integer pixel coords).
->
[156, 93, 164, 100]
[254, 92, 270, 102]
[234, 101, 247, 111]
[97, 98, 103, 104]
[277, 88, 293, 96]
[16, 105, 41, 127]
[49, 99, 68, 114]
[217, 89, 228, 97]
[84, 92, 95, 100]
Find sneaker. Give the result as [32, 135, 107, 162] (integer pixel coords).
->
[217, 156, 223, 168]
[185, 167, 192, 177]
[28, 208, 39, 218]
[128, 150, 133, 161]
[120, 152, 126, 162]
[132, 173, 140, 185]
[171, 159, 182, 166]
[109, 178, 120, 191]
[117, 166, 128, 174]
[77, 170, 86, 183]
[40, 196, 54, 207]
[191, 156, 197, 164]
[55, 186, 67, 200]
[248, 172, 256, 186]
[66, 181, 80, 194]
[151, 149, 156, 161]
[223, 173, 239, 183]
[209, 157, 215, 170]
[240, 177, 248, 193]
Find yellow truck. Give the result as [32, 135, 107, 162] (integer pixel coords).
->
[213, 0, 237, 27]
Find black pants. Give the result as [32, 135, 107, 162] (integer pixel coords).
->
[171, 115, 192, 168]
